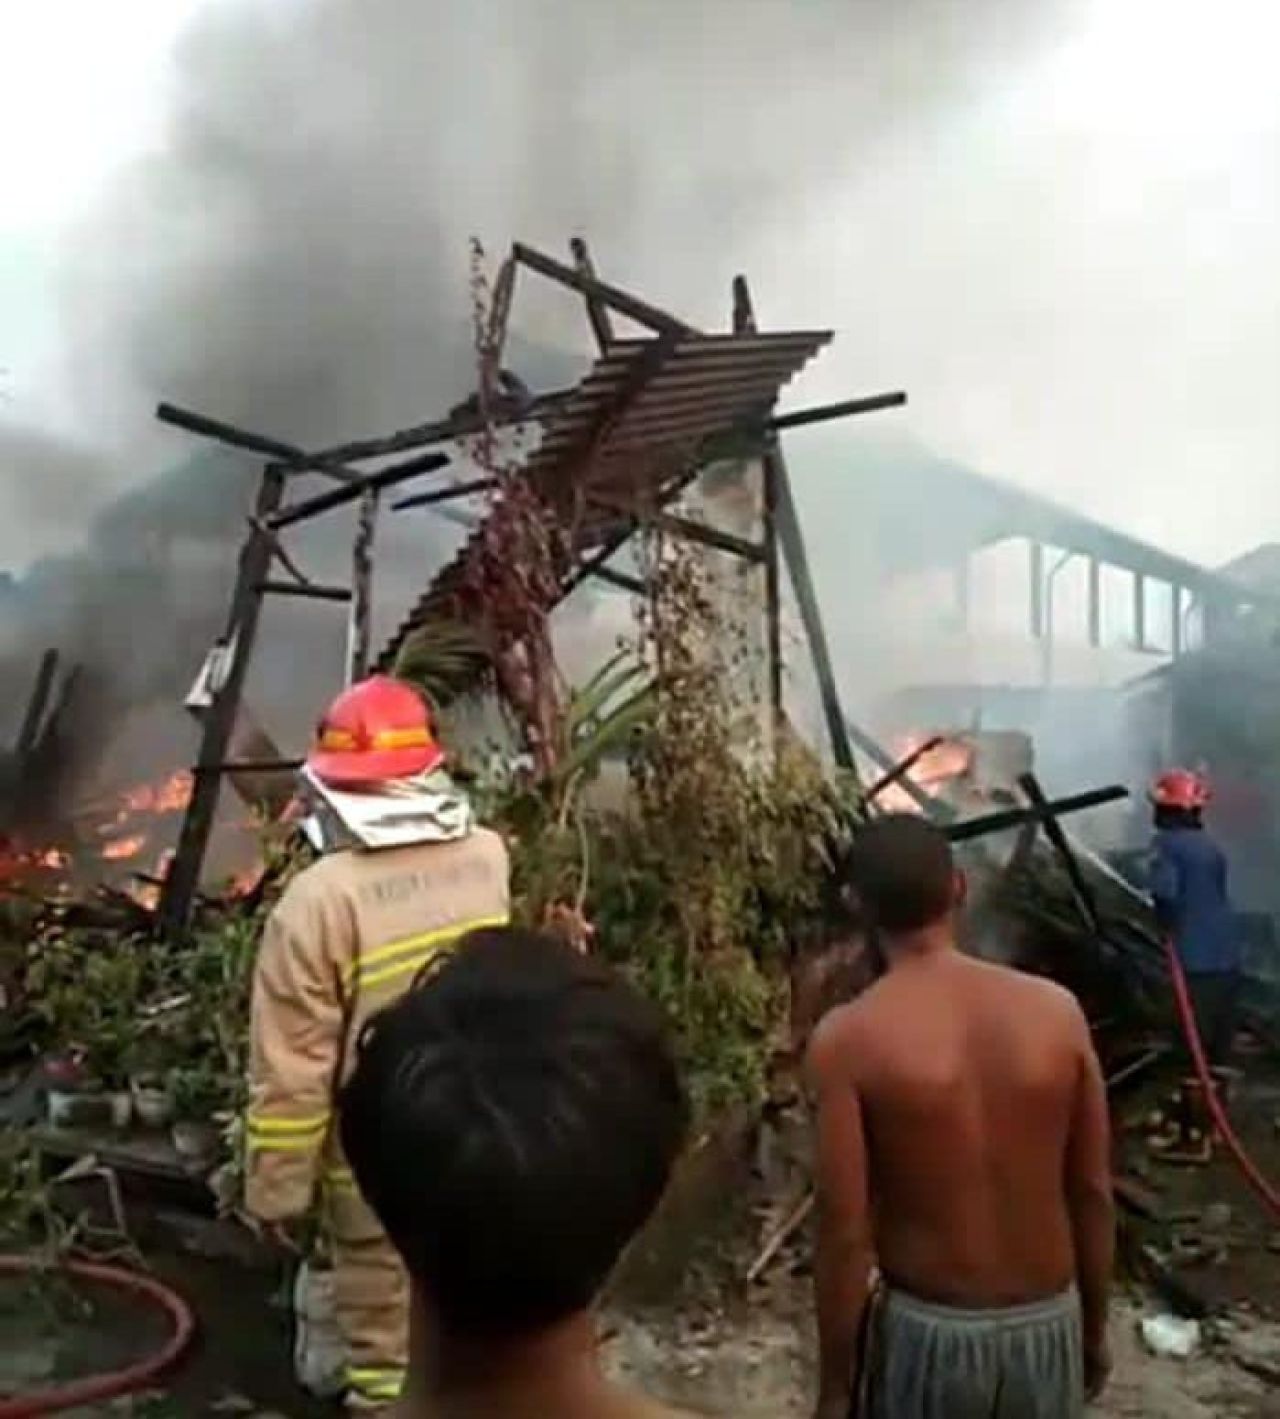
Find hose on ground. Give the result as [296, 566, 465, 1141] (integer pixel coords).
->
[0, 1256, 195, 1417]
[1165, 937, 1280, 1223]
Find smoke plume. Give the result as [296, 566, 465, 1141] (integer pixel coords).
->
[4, 0, 1053, 765]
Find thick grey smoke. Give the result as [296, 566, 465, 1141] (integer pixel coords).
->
[57, 0, 1049, 473]
[3, 0, 1054, 769]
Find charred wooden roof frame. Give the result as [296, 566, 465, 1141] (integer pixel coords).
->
[153, 238, 907, 934]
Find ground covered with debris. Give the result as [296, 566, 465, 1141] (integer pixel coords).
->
[605, 1281, 1280, 1418]
[3, 1169, 1279, 1417]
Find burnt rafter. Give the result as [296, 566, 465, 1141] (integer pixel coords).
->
[374, 239, 863, 674]
[155, 237, 906, 932]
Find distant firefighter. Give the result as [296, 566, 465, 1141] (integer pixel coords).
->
[1147, 768, 1242, 1163]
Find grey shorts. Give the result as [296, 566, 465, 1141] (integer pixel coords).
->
[864, 1285, 1084, 1419]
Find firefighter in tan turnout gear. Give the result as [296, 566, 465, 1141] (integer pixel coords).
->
[243, 675, 509, 1414]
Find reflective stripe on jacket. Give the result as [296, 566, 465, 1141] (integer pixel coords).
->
[245, 827, 509, 1221]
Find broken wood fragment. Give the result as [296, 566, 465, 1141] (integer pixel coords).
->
[746, 1189, 814, 1284]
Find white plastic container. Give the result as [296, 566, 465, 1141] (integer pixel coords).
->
[1140, 1313, 1200, 1359]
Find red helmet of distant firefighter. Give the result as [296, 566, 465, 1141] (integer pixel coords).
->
[1148, 767, 1210, 811]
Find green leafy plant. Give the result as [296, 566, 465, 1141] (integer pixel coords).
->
[394, 617, 493, 707]
[24, 931, 151, 1089]
[171, 1063, 225, 1124]
[481, 522, 848, 1119]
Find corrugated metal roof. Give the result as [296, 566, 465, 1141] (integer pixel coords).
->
[377, 328, 830, 671]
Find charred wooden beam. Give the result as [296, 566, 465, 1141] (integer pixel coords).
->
[733, 279, 783, 731]
[392, 478, 499, 512]
[347, 489, 378, 683]
[657, 510, 765, 563]
[306, 388, 575, 466]
[16, 649, 59, 757]
[1017, 771, 1104, 937]
[484, 255, 518, 380]
[156, 402, 362, 483]
[159, 464, 288, 937]
[730, 274, 883, 775]
[561, 332, 680, 493]
[763, 450, 782, 729]
[772, 459, 857, 773]
[268, 449, 450, 529]
[768, 391, 907, 432]
[945, 785, 1128, 843]
[843, 718, 943, 819]
[571, 236, 616, 353]
[37, 664, 81, 756]
[587, 493, 764, 563]
[591, 564, 646, 596]
[863, 736, 944, 809]
[258, 580, 352, 602]
[512, 241, 695, 337]
[561, 460, 704, 599]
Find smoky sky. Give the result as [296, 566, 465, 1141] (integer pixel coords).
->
[26, 0, 1055, 549]
[4, 0, 1278, 739]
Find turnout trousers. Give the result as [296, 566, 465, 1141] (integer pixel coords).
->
[327, 1182, 410, 1415]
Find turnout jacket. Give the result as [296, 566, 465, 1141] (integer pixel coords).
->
[244, 827, 509, 1221]
[1149, 826, 1241, 976]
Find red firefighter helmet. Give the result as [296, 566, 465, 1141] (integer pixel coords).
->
[307, 675, 444, 786]
[1149, 768, 1210, 810]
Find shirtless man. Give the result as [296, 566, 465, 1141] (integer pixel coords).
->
[807, 815, 1114, 1419]
[339, 925, 696, 1419]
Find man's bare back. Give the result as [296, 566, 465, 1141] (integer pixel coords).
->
[805, 814, 1114, 1418]
[816, 950, 1090, 1306]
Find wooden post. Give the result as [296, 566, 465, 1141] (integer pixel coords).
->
[734, 274, 853, 772]
[732, 277, 783, 734]
[159, 464, 287, 937]
[347, 488, 378, 683]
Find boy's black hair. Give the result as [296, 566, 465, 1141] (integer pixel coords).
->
[339, 926, 688, 1338]
[845, 813, 956, 934]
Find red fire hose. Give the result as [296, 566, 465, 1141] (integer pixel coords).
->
[1164, 938, 1280, 1223]
[0, 1257, 194, 1417]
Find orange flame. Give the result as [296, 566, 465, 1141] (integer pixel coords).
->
[878, 733, 975, 814]
[103, 835, 147, 862]
[121, 772, 193, 815]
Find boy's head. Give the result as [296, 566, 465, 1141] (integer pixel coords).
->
[845, 813, 962, 935]
[340, 926, 688, 1339]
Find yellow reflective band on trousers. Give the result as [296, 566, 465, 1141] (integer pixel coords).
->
[343, 914, 508, 993]
[246, 1110, 330, 1152]
[347, 1364, 405, 1402]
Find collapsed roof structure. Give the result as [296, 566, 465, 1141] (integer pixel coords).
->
[152, 239, 908, 933]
